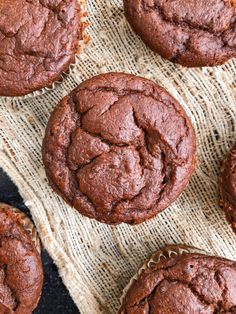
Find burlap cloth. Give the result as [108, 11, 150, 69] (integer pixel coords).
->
[0, 1, 236, 313]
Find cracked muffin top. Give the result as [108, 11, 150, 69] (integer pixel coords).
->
[119, 250, 236, 314]
[124, 0, 236, 67]
[42, 72, 196, 225]
[0, 0, 83, 97]
[0, 204, 43, 314]
[220, 144, 236, 233]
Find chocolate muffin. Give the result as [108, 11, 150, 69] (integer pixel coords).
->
[119, 245, 236, 313]
[123, 0, 236, 67]
[220, 144, 236, 232]
[0, 203, 43, 313]
[0, 0, 84, 97]
[42, 72, 196, 225]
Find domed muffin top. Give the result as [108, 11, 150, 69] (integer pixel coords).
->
[0, 204, 43, 313]
[119, 251, 236, 313]
[124, 0, 236, 67]
[42, 72, 196, 225]
[0, 0, 83, 96]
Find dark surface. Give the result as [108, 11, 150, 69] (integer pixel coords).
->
[0, 168, 79, 314]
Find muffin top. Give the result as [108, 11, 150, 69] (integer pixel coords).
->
[0, 0, 82, 97]
[119, 251, 236, 313]
[124, 0, 236, 67]
[0, 204, 43, 313]
[220, 144, 236, 232]
[42, 72, 196, 225]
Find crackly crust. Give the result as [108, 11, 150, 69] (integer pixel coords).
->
[120, 245, 208, 303]
[124, 0, 236, 67]
[119, 245, 236, 313]
[0, 203, 43, 313]
[0, 0, 85, 97]
[42, 72, 196, 225]
[0, 203, 40, 252]
[220, 144, 236, 233]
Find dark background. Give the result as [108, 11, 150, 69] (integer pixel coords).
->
[0, 168, 79, 314]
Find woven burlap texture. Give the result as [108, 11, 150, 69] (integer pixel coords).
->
[0, 1, 236, 313]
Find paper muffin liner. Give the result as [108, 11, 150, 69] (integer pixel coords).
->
[120, 244, 209, 304]
[0, 203, 41, 253]
[2, 0, 89, 100]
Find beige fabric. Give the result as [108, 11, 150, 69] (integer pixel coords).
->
[0, 1, 236, 313]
